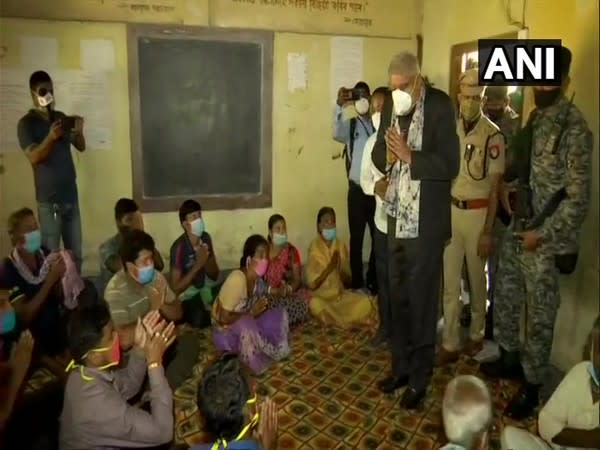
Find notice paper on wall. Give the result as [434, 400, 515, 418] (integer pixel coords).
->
[287, 52, 308, 93]
[68, 71, 112, 149]
[80, 39, 115, 72]
[20, 36, 58, 70]
[0, 69, 112, 152]
[330, 36, 363, 104]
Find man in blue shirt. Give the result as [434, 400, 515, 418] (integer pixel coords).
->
[169, 200, 219, 328]
[17, 71, 86, 272]
[332, 81, 377, 294]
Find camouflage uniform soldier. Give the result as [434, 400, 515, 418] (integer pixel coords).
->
[482, 86, 520, 339]
[481, 47, 593, 420]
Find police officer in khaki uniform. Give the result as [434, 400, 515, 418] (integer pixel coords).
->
[436, 69, 505, 366]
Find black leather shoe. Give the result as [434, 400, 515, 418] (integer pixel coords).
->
[370, 330, 389, 348]
[504, 383, 540, 420]
[367, 284, 378, 296]
[479, 349, 523, 380]
[366, 274, 378, 295]
[377, 375, 409, 394]
[400, 387, 425, 410]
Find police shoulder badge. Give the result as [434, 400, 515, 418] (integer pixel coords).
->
[489, 144, 500, 160]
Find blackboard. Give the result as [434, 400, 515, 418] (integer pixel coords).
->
[127, 25, 273, 212]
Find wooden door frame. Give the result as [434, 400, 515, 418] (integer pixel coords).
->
[448, 31, 519, 107]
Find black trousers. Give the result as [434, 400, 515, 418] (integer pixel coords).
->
[387, 216, 444, 392]
[347, 181, 377, 291]
[182, 295, 212, 329]
[164, 332, 201, 389]
[374, 228, 391, 336]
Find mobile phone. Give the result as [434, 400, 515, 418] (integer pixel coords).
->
[62, 116, 76, 131]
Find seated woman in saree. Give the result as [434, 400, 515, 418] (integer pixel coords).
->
[265, 214, 309, 327]
[211, 235, 290, 374]
[306, 207, 376, 329]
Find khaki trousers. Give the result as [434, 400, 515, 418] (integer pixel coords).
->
[442, 204, 488, 351]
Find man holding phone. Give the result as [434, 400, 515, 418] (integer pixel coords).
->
[332, 81, 378, 294]
[17, 71, 86, 272]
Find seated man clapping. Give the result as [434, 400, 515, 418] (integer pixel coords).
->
[60, 304, 176, 449]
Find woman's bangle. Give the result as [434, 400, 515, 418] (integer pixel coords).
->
[267, 286, 272, 295]
[148, 362, 161, 370]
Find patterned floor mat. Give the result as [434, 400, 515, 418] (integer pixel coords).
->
[171, 321, 538, 449]
[20, 320, 537, 449]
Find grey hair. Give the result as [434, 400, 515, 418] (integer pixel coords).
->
[388, 51, 420, 77]
[442, 375, 492, 449]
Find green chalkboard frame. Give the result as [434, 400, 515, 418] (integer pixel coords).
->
[127, 24, 273, 212]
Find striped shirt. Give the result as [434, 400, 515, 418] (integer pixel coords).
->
[104, 270, 175, 325]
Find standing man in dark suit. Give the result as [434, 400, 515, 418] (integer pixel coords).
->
[372, 52, 460, 408]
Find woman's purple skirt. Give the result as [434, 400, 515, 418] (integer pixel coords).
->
[213, 307, 290, 374]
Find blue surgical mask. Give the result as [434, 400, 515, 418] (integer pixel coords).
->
[272, 233, 287, 246]
[190, 218, 205, 237]
[0, 309, 16, 335]
[136, 264, 155, 285]
[588, 363, 600, 387]
[322, 228, 337, 242]
[23, 229, 42, 253]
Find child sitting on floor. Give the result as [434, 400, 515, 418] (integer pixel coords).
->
[191, 353, 278, 450]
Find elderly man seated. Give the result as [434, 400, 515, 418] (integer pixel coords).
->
[501, 316, 600, 450]
[441, 375, 493, 450]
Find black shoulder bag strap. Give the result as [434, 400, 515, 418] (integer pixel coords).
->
[343, 118, 357, 176]
[527, 95, 575, 227]
[520, 110, 538, 187]
[526, 96, 577, 274]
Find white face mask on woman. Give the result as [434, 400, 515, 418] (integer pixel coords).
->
[354, 97, 370, 115]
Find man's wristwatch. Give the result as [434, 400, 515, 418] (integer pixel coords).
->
[148, 362, 161, 370]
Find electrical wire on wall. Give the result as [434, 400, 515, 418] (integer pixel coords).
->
[503, 0, 527, 29]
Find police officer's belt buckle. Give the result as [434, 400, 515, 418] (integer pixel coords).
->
[455, 199, 467, 209]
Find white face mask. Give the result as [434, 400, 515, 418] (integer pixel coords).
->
[37, 92, 54, 107]
[354, 98, 370, 115]
[371, 111, 381, 131]
[392, 89, 413, 116]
